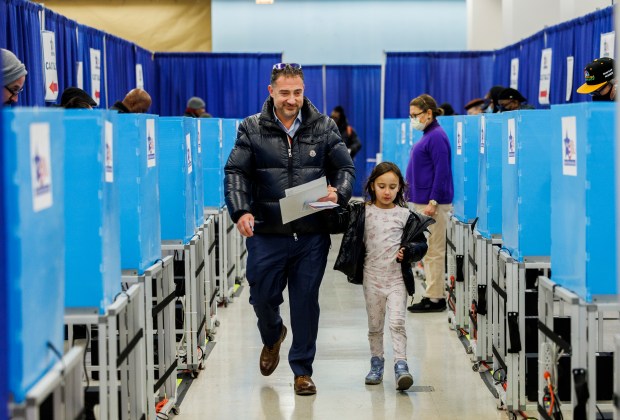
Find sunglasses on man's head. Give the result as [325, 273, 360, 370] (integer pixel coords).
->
[272, 63, 302, 70]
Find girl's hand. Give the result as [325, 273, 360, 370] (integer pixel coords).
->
[396, 247, 404, 262]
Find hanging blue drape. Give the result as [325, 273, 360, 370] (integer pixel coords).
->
[3, 0, 44, 106]
[44, 9, 79, 106]
[546, 21, 576, 105]
[135, 46, 157, 113]
[302, 65, 324, 113]
[104, 34, 136, 107]
[492, 43, 521, 89]
[155, 52, 281, 118]
[572, 7, 614, 103]
[518, 32, 545, 108]
[325, 65, 381, 196]
[77, 24, 107, 108]
[384, 52, 494, 118]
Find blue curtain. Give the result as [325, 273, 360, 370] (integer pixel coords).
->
[3, 0, 44, 106]
[105, 34, 136, 107]
[77, 24, 107, 108]
[44, 9, 79, 106]
[135, 46, 157, 113]
[572, 7, 614, 103]
[492, 43, 521, 89]
[325, 65, 381, 196]
[546, 21, 575, 105]
[384, 52, 494, 118]
[155, 52, 281, 118]
[302, 65, 324, 113]
[517, 32, 545, 108]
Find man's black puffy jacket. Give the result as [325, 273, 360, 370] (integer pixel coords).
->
[333, 202, 435, 295]
[224, 97, 356, 235]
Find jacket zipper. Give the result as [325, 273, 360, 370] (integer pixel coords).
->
[287, 135, 297, 241]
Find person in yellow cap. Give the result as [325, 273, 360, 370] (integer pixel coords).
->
[576, 57, 616, 101]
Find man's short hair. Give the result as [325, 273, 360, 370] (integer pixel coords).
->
[270, 64, 304, 85]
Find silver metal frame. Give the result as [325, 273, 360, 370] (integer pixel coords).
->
[121, 256, 178, 418]
[200, 215, 219, 338]
[162, 235, 207, 375]
[204, 206, 236, 305]
[446, 217, 471, 331]
[539, 277, 620, 418]
[11, 347, 84, 420]
[64, 283, 147, 420]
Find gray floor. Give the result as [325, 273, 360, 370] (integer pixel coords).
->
[177, 235, 508, 419]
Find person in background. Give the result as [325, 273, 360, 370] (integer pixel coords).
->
[576, 57, 616, 101]
[482, 85, 505, 113]
[185, 96, 212, 117]
[110, 88, 151, 113]
[60, 87, 97, 109]
[406, 94, 453, 313]
[438, 102, 456, 116]
[2, 48, 27, 106]
[330, 105, 362, 159]
[333, 162, 433, 391]
[224, 63, 355, 396]
[464, 98, 485, 115]
[497, 87, 534, 112]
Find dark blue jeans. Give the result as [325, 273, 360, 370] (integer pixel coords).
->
[246, 233, 330, 377]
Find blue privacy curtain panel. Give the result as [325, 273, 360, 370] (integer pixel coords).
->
[4, 109, 65, 403]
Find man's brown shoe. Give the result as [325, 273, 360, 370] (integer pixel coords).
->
[294, 375, 316, 396]
[259, 325, 287, 376]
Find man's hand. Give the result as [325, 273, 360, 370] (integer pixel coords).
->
[317, 186, 338, 204]
[237, 213, 255, 237]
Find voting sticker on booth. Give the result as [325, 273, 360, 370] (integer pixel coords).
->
[30, 123, 53, 212]
[561, 116, 577, 176]
[186, 133, 193, 174]
[507, 118, 516, 165]
[480, 115, 486, 154]
[456, 121, 463, 155]
[197, 120, 202, 153]
[105, 121, 114, 182]
[146, 118, 156, 167]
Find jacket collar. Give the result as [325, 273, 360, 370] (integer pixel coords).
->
[423, 119, 440, 134]
[259, 96, 322, 131]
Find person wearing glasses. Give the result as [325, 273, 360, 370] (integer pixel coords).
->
[224, 63, 355, 396]
[577, 57, 616, 101]
[2, 49, 27, 106]
[405, 94, 453, 313]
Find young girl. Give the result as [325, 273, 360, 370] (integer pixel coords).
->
[333, 162, 434, 390]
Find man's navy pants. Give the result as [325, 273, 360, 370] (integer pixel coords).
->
[246, 233, 330, 377]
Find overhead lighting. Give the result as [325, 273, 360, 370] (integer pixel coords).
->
[256, 0, 274, 4]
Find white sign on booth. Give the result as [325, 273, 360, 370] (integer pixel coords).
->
[600, 32, 615, 59]
[538, 48, 552, 105]
[42, 31, 59, 102]
[146, 119, 156, 168]
[456, 122, 462, 156]
[566, 56, 574, 102]
[507, 118, 516, 165]
[510, 58, 519, 90]
[561, 116, 577, 177]
[30, 123, 53, 212]
[480, 115, 486, 154]
[90, 48, 101, 106]
[76, 61, 84, 90]
[136, 64, 144, 90]
[105, 121, 114, 183]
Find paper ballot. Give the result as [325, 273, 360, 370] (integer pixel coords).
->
[279, 176, 338, 224]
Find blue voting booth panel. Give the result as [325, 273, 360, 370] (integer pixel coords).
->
[452, 116, 479, 222]
[476, 114, 503, 238]
[501, 110, 551, 261]
[202, 118, 224, 208]
[3, 109, 65, 403]
[381, 119, 422, 177]
[550, 103, 616, 301]
[159, 117, 196, 242]
[437, 116, 456, 189]
[187, 118, 204, 227]
[64, 110, 121, 313]
[116, 114, 161, 274]
[221, 119, 238, 167]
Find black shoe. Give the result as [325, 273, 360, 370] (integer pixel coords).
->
[407, 297, 446, 313]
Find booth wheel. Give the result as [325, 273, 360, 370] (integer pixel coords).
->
[472, 362, 480, 372]
[171, 406, 180, 415]
[190, 370, 199, 379]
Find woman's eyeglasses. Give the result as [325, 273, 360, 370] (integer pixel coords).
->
[409, 110, 424, 119]
[272, 63, 302, 70]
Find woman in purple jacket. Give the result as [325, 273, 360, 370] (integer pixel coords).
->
[405, 94, 454, 313]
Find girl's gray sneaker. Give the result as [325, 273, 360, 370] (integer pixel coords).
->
[365, 356, 384, 385]
[394, 360, 413, 391]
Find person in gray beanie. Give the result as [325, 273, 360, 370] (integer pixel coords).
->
[2, 48, 27, 106]
[184, 96, 211, 118]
